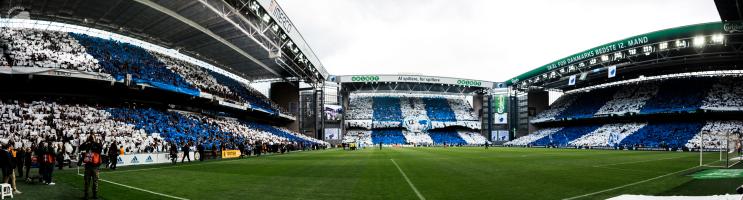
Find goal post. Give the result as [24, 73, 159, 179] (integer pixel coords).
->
[700, 130, 742, 168]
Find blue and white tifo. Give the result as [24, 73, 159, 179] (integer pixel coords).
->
[344, 93, 486, 146]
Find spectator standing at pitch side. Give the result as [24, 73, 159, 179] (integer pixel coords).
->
[107, 141, 119, 170]
[79, 134, 103, 200]
[23, 146, 32, 180]
[15, 145, 24, 179]
[169, 142, 177, 164]
[181, 142, 191, 163]
[197, 142, 205, 162]
[1, 143, 21, 194]
[38, 141, 56, 185]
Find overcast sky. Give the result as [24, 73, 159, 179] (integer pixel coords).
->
[277, 0, 721, 82]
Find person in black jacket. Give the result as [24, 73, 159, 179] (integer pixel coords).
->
[37, 141, 56, 185]
[79, 134, 103, 200]
[181, 142, 191, 163]
[169, 142, 177, 165]
[197, 142, 205, 162]
[15, 145, 24, 178]
[23, 146, 32, 180]
[107, 141, 119, 170]
[1, 143, 20, 194]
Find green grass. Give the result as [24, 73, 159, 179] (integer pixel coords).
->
[10, 147, 743, 200]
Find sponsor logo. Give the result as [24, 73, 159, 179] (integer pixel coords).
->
[724, 22, 743, 33]
[130, 156, 139, 164]
[145, 156, 154, 163]
[457, 79, 482, 86]
[351, 75, 380, 82]
[117, 157, 124, 164]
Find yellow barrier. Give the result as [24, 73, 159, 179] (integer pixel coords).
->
[221, 150, 241, 159]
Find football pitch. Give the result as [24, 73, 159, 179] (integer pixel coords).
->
[14, 147, 743, 200]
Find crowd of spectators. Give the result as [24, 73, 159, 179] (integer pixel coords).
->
[568, 123, 646, 147]
[0, 98, 327, 162]
[0, 27, 292, 117]
[595, 84, 659, 116]
[702, 78, 743, 111]
[532, 77, 737, 123]
[0, 28, 101, 72]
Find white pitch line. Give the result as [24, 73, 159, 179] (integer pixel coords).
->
[390, 159, 426, 200]
[563, 161, 714, 200]
[77, 174, 189, 200]
[592, 156, 687, 167]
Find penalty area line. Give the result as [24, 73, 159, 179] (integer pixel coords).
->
[563, 161, 715, 200]
[77, 174, 189, 200]
[390, 159, 426, 200]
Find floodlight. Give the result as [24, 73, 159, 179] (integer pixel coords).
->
[693, 36, 705, 47]
[659, 42, 668, 50]
[711, 34, 724, 44]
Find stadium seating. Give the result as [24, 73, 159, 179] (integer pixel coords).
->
[686, 120, 743, 149]
[530, 125, 601, 147]
[569, 123, 647, 147]
[0, 28, 101, 72]
[640, 78, 714, 114]
[0, 98, 327, 159]
[595, 84, 659, 116]
[372, 96, 403, 122]
[428, 130, 466, 145]
[701, 78, 743, 111]
[0, 27, 292, 116]
[371, 129, 406, 144]
[70, 33, 198, 93]
[556, 87, 619, 120]
[618, 122, 704, 149]
[422, 97, 458, 122]
[504, 128, 562, 146]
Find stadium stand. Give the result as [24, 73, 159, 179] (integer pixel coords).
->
[701, 78, 743, 111]
[0, 27, 291, 116]
[568, 123, 647, 147]
[344, 93, 486, 145]
[0, 28, 101, 72]
[0, 98, 327, 162]
[639, 78, 714, 114]
[504, 128, 562, 146]
[428, 129, 467, 145]
[618, 122, 704, 149]
[371, 129, 406, 145]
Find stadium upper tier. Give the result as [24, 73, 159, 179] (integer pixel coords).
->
[0, 0, 327, 82]
[505, 120, 739, 150]
[345, 93, 480, 130]
[531, 77, 743, 123]
[0, 98, 327, 154]
[0, 27, 291, 116]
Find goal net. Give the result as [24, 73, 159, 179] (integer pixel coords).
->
[699, 130, 743, 168]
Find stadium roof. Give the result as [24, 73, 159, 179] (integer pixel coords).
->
[0, 0, 328, 83]
[715, 0, 743, 22]
[506, 21, 743, 91]
[337, 74, 500, 94]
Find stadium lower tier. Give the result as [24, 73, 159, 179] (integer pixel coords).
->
[0, 99, 327, 156]
[505, 120, 742, 149]
[344, 129, 487, 145]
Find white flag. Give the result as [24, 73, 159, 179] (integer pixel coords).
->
[568, 75, 576, 85]
[608, 65, 617, 78]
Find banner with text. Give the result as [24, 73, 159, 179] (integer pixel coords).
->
[340, 75, 494, 88]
